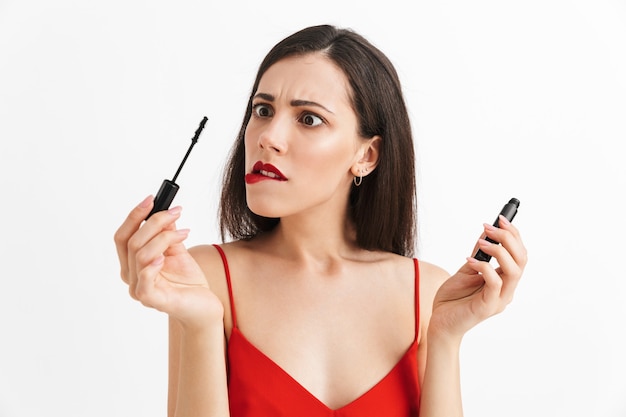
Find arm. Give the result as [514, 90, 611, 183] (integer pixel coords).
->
[170, 317, 229, 417]
[115, 197, 230, 417]
[419, 325, 463, 416]
[417, 264, 464, 417]
[168, 318, 181, 417]
[418, 216, 527, 416]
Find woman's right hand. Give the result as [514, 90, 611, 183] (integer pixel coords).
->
[114, 195, 224, 330]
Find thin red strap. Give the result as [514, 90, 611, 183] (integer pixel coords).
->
[413, 258, 420, 342]
[213, 244, 237, 328]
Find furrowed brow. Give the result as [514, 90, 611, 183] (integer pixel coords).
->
[253, 93, 334, 114]
[253, 92, 274, 101]
[290, 99, 334, 114]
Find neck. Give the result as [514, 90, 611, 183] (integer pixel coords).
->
[266, 202, 360, 265]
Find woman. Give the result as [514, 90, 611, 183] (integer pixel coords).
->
[114, 25, 527, 417]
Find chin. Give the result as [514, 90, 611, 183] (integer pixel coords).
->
[246, 198, 285, 219]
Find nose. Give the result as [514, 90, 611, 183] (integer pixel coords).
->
[257, 117, 288, 154]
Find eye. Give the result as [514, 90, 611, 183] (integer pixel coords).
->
[252, 103, 273, 118]
[299, 112, 324, 127]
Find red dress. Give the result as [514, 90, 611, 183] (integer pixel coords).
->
[213, 245, 421, 417]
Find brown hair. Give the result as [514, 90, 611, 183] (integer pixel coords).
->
[219, 25, 417, 256]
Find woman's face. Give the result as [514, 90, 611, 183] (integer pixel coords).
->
[244, 53, 368, 220]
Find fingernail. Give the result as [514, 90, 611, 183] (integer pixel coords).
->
[139, 195, 153, 208]
[466, 257, 479, 264]
[478, 238, 491, 247]
[498, 215, 510, 226]
[177, 228, 190, 236]
[484, 223, 497, 231]
[168, 206, 182, 216]
[151, 255, 165, 266]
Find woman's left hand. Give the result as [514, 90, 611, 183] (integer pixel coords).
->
[429, 215, 528, 341]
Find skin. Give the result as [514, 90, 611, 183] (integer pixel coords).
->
[114, 53, 527, 417]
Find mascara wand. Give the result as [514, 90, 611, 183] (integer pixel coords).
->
[146, 116, 208, 219]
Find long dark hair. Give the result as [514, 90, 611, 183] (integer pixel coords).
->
[219, 25, 417, 256]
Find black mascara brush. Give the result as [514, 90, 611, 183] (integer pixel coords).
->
[146, 116, 208, 219]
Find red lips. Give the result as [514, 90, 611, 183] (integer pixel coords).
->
[245, 161, 288, 184]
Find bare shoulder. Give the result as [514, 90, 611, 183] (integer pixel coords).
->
[188, 244, 227, 285]
[187, 240, 252, 333]
[418, 260, 450, 295]
[188, 243, 233, 329]
[416, 260, 450, 342]
[377, 252, 449, 284]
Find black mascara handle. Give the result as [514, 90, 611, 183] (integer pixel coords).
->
[474, 198, 520, 262]
[146, 179, 179, 219]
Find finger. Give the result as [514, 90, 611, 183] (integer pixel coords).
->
[495, 216, 528, 268]
[498, 214, 522, 240]
[127, 206, 182, 258]
[135, 228, 190, 272]
[474, 238, 522, 307]
[465, 257, 504, 316]
[126, 206, 183, 296]
[135, 254, 166, 310]
[480, 223, 527, 307]
[114, 195, 154, 283]
[482, 220, 528, 268]
[135, 239, 191, 313]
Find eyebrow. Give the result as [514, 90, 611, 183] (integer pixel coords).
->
[253, 92, 335, 114]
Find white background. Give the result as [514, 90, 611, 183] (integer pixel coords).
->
[1, 1, 625, 416]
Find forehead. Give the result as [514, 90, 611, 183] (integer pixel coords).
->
[256, 53, 353, 109]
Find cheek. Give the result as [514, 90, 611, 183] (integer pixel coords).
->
[243, 125, 256, 162]
[294, 140, 356, 186]
[312, 134, 359, 169]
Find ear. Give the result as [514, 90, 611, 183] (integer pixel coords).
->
[351, 135, 381, 178]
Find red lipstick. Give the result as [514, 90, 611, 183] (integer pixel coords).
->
[245, 161, 288, 184]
